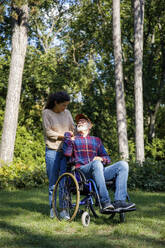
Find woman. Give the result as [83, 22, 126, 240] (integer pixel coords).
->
[42, 91, 75, 219]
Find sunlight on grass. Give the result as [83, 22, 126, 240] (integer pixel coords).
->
[0, 188, 165, 248]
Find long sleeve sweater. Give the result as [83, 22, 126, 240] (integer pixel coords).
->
[42, 109, 75, 150]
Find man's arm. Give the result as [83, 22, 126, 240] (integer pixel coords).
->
[63, 132, 74, 157]
[96, 139, 111, 165]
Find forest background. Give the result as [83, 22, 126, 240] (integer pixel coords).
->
[0, 0, 165, 191]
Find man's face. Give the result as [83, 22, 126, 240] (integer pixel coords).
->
[77, 118, 89, 133]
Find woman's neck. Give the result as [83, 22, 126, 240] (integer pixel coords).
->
[52, 106, 60, 113]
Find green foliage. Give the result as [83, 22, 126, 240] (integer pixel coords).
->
[145, 138, 165, 160]
[14, 125, 45, 164]
[0, 124, 47, 190]
[0, 161, 47, 190]
[128, 159, 165, 191]
[0, 0, 165, 191]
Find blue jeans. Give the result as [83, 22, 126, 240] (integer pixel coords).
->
[45, 147, 67, 208]
[79, 160, 129, 205]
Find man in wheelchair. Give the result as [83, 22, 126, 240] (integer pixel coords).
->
[63, 113, 135, 215]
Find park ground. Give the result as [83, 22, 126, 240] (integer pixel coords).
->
[0, 187, 165, 248]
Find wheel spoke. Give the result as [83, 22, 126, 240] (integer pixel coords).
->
[52, 173, 80, 221]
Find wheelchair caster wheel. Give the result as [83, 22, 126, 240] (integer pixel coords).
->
[81, 211, 90, 227]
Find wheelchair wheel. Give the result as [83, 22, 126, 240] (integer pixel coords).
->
[52, 173, 80, 221]
[81, 211, 90, 227]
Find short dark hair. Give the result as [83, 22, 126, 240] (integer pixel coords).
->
[45, 91, 70, 109]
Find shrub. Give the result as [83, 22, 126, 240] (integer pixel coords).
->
[14, 125, 45, 165]
[0, 125, 48, 190]
[145, 138, 165, 160]
[0, 161, 48, 190]
[0, 124, 165, 191]
[128, 159, 165, 191]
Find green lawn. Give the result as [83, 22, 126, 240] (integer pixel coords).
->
[0, 187, 165, 248]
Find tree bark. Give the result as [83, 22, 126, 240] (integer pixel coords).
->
[149, 100, 160, 140]
[112, 0, 129, 160]
[134, 0, 145, 163]
[0, 4, 29, 165]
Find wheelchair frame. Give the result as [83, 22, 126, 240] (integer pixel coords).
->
[52, 168, 136, 226]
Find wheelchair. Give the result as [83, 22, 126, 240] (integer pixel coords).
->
[52, 165, 136, 227]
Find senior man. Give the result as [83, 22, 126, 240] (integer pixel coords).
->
[63, 114, 135, 213]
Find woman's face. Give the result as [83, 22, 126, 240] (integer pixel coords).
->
[54, 101, 70, 113]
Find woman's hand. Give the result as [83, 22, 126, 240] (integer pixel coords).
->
[58, 135, 64, 141]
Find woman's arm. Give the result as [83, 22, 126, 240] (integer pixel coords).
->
[42, 110, 64, 141]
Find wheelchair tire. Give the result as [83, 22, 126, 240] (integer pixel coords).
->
[81, 211, 90, 227]
[52, 172, 80, 221]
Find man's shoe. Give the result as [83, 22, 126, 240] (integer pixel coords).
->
[113, 200, 136, 211]
[50, 208, 55, 218]
[102, 202, 114, 211]
[60, 210, 70, 220]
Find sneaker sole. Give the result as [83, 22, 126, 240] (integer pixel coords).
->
[114, 203, 136, 211]
[64, 217, 70, 220]
[103, 205, 115, 211]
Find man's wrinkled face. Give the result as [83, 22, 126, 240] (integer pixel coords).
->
[77, 118, 89, 132]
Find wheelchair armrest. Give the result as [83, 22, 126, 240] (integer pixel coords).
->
[75, 169, 88, 184]
[66, 161, 76, 172]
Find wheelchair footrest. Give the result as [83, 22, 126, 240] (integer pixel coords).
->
[100, 207, 136, 214]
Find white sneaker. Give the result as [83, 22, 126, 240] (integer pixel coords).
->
[60, 210, 70, 220]
[50, 208, 54, 218]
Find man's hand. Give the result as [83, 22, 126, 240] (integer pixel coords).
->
[59, 132, 73, 141]
[67, 131, 75, 140]
[93, 156, 103, 162]
[64, 131, 75, 141]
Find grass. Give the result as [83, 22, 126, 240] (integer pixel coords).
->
[0, 187, 165, 248]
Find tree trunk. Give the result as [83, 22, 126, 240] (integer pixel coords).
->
[149, 100, 160, 141]
[0, 4, 29, 165]
[112, 0, 129, 160]
[134, 0, 145, 163]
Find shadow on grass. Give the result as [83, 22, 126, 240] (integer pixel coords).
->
[0, 188, 49, 217]
[0, 220, 165, 248]
[1, 189, 165, 221]
[0, 189, 165, 247]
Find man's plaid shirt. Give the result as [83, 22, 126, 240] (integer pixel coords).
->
[63, 132, 111, 168]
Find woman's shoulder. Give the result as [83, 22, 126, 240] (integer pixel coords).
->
[65, 109, 71, 114]
[64, 109, 72, 117]
[42, 108, 53, 117]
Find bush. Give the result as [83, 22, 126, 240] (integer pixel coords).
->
[128, 159, 165, 191]
[0, 125, 48, 190]
[0, 124, 165, 191]
[14, 125, 45, 165]
[145, 138, 165, 160]
[0, 161, 48, 190]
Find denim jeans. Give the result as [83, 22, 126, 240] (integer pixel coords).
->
[79, 160, 129, 205]
[45, 147, 67, 208]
